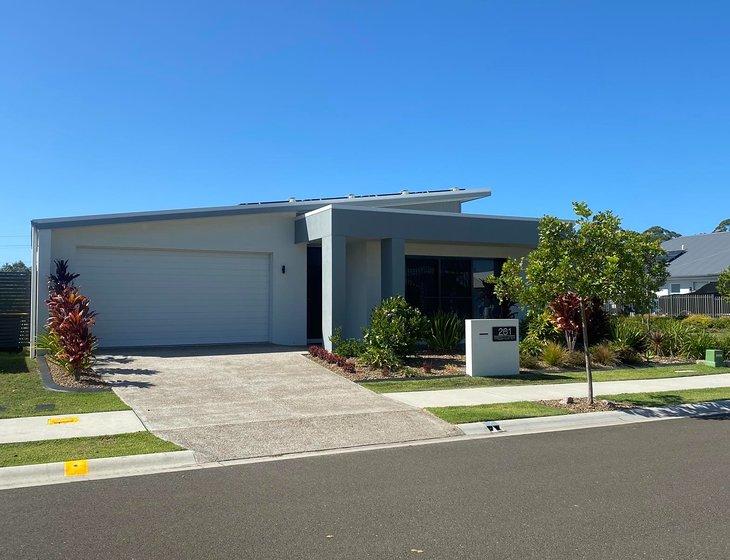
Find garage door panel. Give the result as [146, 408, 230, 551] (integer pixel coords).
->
[73, 247, 271, 347]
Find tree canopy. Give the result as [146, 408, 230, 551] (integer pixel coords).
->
[643, 226, 681, 242]
[0, 260, 30, 273]
[713, 219, 730, 233]
[493, 202, 668, 402]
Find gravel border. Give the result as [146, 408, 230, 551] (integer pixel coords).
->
[37, 355, 111, 393]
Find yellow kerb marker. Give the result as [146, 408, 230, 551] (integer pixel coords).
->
[64, 460, 89, 476]
[48, 416, 79, 425]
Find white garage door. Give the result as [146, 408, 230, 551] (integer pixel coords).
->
[74, 247, 271, 347]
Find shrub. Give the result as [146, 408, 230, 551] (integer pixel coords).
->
[660, 321, 693, 357]
[428, 311, 464, 354]
[362, 296, 428, 361]
[708, 317, 730, 330]
[41, 261, 97, 378]
[610, 317, 647, 352]
[519, 352, 541, 370]
[682, 314, 713, 329]
[541, 341, 568, 368]
[610, 342, 643, 364]
[329, 327, 365, 358]
[520, 336, 545, 358]
[590, 343, 617, 366]
[359, 345, 401, 370]
[308, 345, 356, 373]
[647, 330, 665, 356]
[679, 330, 715, 360]
[565, 351, 586, 368]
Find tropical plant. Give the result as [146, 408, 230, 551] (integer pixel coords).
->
[428, 311, 464, 354]
[541, 341, 568, 368]
[519, 335, 545, 358]
[610, 318, 647, 352]
[48, 259, 79, 295]
[359, 345, 401, 371]
[362, 296, 428, 365]
[548, 292, 586, 352]
[647, 330, 665, 356]
[679, 330, 715, 360]
[590, 343, 617, 366]
[42, 261, 97, 378]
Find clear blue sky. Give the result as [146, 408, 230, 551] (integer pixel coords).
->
[2, 1, 729, 265]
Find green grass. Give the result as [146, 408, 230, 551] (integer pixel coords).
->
[0, 352, 129, 419]
[427, 387, 730, 425]
[360, 363, 730, 393]
[428, 401, 571, 424]
[0, 432, 183, 467]
[603, 387, 730, 408]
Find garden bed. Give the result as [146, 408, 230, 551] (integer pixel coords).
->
[43, 356, 109, 391]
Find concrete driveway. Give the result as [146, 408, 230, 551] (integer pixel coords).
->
[95, 345, 460, 461]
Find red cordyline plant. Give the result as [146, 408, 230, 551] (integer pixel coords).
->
[43, 260, 97, 378]
[548, 292, 591, 352]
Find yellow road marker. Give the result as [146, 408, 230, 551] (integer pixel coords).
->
[48, 416, 79, 425]
[64, 460, 89, 476]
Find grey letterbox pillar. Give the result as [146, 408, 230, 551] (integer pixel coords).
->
[322, 235, 346, 350]
[380, 238, 405, 299]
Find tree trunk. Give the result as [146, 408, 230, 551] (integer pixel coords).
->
[579, 300, 594, 404]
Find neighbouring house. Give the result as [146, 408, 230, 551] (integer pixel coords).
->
[30, 188, 539, 352]
[657, 232, 730, 296]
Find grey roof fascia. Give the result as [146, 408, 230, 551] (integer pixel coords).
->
[295, 205, 539, 247]
[32, 187, 492, 230]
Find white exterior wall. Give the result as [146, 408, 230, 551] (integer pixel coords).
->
[36, 212, 307, 347]
[657, 276, 718, 297]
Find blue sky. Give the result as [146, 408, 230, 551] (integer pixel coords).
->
[2, 1, 729, 265]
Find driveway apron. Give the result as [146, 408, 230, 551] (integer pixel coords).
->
[95, 346, 460, 461]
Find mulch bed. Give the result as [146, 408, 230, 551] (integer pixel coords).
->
[306, 353, 466, 382]
[46, 359, 108, 390]
[539, 397, 632, 414]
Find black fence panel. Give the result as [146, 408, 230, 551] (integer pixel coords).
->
[0, 271, 31, 348]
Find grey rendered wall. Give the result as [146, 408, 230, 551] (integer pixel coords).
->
[44, 212, 307, 346]
[345, 240, 381, 339]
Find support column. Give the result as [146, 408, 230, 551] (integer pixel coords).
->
[322, 235, 346, 350]
[380, 238, 405, 299]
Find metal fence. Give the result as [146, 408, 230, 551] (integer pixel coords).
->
[657, 294, 730, 317]
[0, 271, 31, 349]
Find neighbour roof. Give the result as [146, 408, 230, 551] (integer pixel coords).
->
[32, 187, 491, 230]
[661, 232, 730, 278]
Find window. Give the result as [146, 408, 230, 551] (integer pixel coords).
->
[670, 283, 681, 294]
[405, 257, 506, 319]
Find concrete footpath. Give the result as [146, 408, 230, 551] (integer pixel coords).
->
[385, 373, 730, 408]
[0, 411, 145, 444]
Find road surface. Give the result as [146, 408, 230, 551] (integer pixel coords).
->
[1, 416, 728, 559]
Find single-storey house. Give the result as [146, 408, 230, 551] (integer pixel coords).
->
[657, 232, 730, 296]
[30, 188, 539, 352]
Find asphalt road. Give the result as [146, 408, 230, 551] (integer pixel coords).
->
[1, 416, 728, 559]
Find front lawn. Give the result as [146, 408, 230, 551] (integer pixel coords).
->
[361, 363, 730, 393]
[0, 353, 129, 419]
[0, 432, 182, 468]
[428, 401, 570, 424]
[602, 387, 730, 408]
[428, 387, 730, 424]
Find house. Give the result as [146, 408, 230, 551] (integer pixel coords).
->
[30, 188, 539, 352]
[657, 232, 730, 296]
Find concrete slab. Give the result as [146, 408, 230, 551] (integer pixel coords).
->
[0, 411, 145, 444]
[96, 345, 460, 461]
[385, 373, 730, 408]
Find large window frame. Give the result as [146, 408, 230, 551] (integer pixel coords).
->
[405, 256, 506, 319]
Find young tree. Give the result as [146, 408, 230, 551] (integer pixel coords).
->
[718, 267, 730, 297]
[494, 203, 667, 403]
